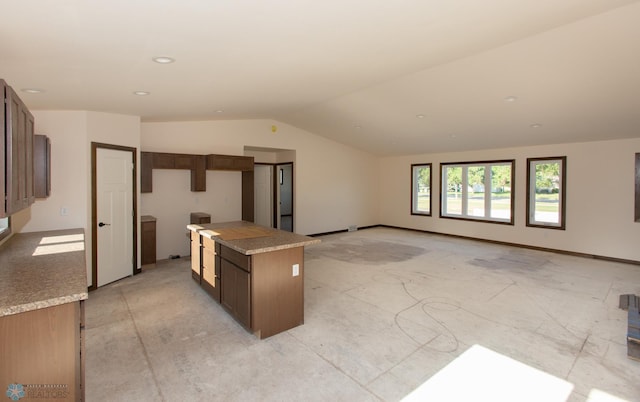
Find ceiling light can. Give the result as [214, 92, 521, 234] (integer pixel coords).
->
[152, 56, 175, 64]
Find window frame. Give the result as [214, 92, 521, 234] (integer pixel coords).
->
[0, 217, 11, 242]
[439, 159, 515, 225]
[526, 156, 567, 230]
[411, 163, 432, 216]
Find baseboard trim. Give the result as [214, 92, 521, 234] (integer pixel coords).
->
[308, 225, 381, 238]
[311, 224, 640, 266]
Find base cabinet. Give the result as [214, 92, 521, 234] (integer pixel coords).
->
[0, 301, 84, 402]
[141, 216, 156, 266]
[220, 259, 251, 328]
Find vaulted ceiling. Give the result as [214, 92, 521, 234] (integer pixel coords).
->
[1, 1, 639, 155]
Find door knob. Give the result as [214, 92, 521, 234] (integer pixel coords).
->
[98, 222, 111, 227]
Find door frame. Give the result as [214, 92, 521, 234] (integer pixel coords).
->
[275, 162, 294, 232]
[90, 142, 139, 291]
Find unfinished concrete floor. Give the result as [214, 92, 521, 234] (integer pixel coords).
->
[85, 227, 640, 401]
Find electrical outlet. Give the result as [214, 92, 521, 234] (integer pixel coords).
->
[292, 264, 299, 277]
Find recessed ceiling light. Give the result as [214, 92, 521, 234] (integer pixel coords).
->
[530, 123, 542, 128]
[133, 91, 150, 96]
[216, 109, 224, 113]
[504, 96, 518, 102]
[21, 88, 44, 94]
[152, 56, 175, 64]
[416, 114, 425, 119]
[354, 125, 362, 130]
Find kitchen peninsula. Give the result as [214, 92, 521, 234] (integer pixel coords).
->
[0, 229, 87, 402]
[188, 221, 320, 339]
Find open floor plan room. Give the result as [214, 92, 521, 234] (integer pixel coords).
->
[85, 227, 640, 402]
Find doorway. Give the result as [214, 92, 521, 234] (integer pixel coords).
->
[277, 163, 293, 232]
[91, 143, 138, 289]
[253, 162, 294, 232]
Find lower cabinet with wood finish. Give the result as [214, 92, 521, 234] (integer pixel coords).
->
[210, 242, 304, 339]
[0, 301, 85, 402]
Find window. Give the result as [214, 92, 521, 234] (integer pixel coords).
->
[440, 160, 514, 224]
[0, 217, 10, 242]
[411, 163, 431, 216]
[527, 157, 566, 229]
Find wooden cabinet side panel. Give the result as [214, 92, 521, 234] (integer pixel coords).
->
[0, 303, 81, 402]
[34, 135, 51, 198]
[251, 247, 304, 338]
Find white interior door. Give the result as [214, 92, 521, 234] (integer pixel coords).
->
[97, 148, 133, 287]
[254, 164, 273, 227]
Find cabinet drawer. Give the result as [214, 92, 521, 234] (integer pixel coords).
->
[220, 245, 250, 272]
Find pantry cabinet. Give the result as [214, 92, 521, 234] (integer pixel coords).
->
[1, 79, 35, 217]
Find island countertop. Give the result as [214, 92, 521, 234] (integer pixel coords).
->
[187, 221, 320, 255]
[0, 228, 88, 317]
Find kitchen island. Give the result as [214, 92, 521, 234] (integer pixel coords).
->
[188, 221, 320, 339]
[0, 229, 87, 402]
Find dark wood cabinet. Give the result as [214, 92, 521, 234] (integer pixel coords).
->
[1, 302, 85, 402]
[221, 258, 251, 328]
[189, 223, 315, 339]
[141, 215, 156, 266]
[34, 134, 51, 198]
[207, 154, 254, 171]
[2, 80, 35, 217]
[190, 212, 211, 224]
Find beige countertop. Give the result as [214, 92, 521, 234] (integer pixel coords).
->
[0, 228, 88, 317]
[191, 221, 320, 255]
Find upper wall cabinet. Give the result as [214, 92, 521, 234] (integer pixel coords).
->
[1, 79, 35, 217]
[34, 134, 51, 198]
[141, 151, 254, 193]
[207, 154, 254, 171]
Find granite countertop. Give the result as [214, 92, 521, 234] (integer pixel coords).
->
[190, 221, 320, 255]
[0, 228, 88, 317]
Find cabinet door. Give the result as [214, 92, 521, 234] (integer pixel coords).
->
[141, 220, 156, 265]
[0, 81, 6, 217]
[5, 85, 35, 215]
[190, 231, 201, 280]
[220, 259, 251, 328]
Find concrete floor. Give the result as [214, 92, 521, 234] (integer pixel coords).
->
[85, 227, 640, 401]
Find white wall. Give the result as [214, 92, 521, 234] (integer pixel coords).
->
[379, 137, 640, 261]
[18, 111, 140, 285]
[141, 119, 380, 259]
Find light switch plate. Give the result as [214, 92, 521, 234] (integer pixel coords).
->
[292, 263, 299, 277]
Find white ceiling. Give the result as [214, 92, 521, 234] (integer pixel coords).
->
[1, 0, 639, 155]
